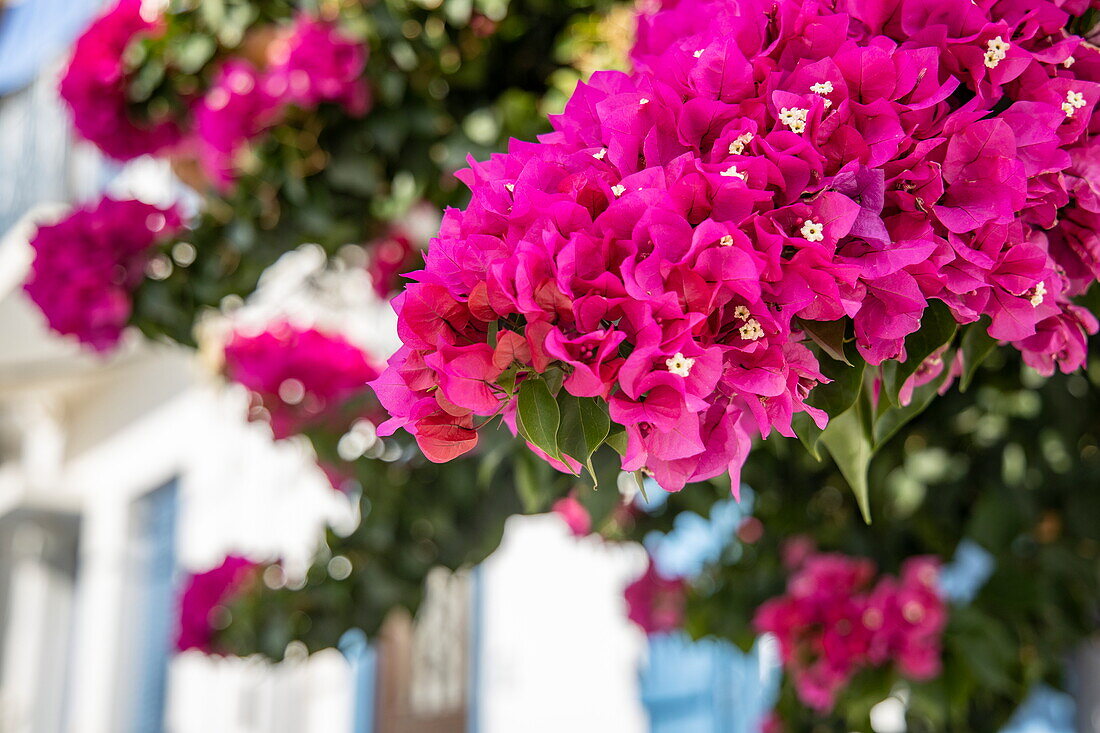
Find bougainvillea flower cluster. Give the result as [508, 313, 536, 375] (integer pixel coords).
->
[624, 556, 688, 634]
[62, 1, 369, 182]
[552, 494, 593, 537]
[194, 14, 370, 186]
[59, 0, 183, 160]
[223, 321, 380, 440]
[754, 551, 946, 712]
[375, 0, 1100, 491]
[367, 229, 421, 298]
[176, 555, 259, 653]
[24, 197, 182, 351]
[265, 15, 370, 116]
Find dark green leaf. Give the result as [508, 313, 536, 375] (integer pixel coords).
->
[873, 354, 953, 448]
[795, 341, 866, 456]
[798, 317, 851, 365]
[882, 299, 957, 405]
[558, 394, 611, 482]
[819, 398, 874, 523]
[516, 377, 561, 461]
[959, 319, 997, 392]
[605, 428, 627, 456]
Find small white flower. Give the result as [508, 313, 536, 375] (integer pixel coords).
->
[1064, 56, 1076, 68]
[719, 235, 735, 247]
[739, 318, 765, 341]
[779, 107, 808, 134]
[983, 36, 1009, 69]
[728, 132, 753, 155]
[1028, 281, 1046, 306]
[611, 184, 626, 197]
[733, 304, 751, 320]
[694, 49, 705, 58]
[505, 183, 515, 192]
[800, 219, 825, 242]
[665, 352, 696, 377]
[640, 98, 650, 105]
[1063, 90, 1087, 117]
[810, 80, 834, 105]
[593, 148, 607, 160]
[721, 165, 746, 180]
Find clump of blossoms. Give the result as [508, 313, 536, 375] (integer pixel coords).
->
[59, 0, 183, 160]
[61, 3, 368, 182]
[375, 0, 1100, 492]
[193, 14, 370, 186]
[754, 551, 946, 713]
[176, 555, 260, 654]
[367, 229, 421, 298]
[193, 60, 282, 188]
[264, 14, 370, 115]
[624, 556, 688, 634]
[553, 494, 593, 537]
[23, 197, 183, 351]
[222, 321, 381, 440]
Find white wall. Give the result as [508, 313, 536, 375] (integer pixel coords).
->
[478, 514, 650, 733]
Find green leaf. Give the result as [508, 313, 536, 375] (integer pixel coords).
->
[557, 395, 611, 482]
[872, 355, 953, 448]
[795, 341, 866, 457]
[819, 399, 874, 523]
[496, 364, 519, 396]
[605, 428, 627, 456]
[959, 319, 997, 392]
[798, 317, 851, 365]
[516, 378, 562, 461]
[633, 470, 649, 502]
[882, 299, 958, 405]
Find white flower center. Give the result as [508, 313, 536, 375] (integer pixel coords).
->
[665, 352, 695, 377]
[505, 183, 515, 192]
[1063, 90, 1087, 117]
[779, 107, 808, 134]
[719, 235, 735, 247]
[1028, 281, 1046, 306]
[640, 98, 650, 105]
[984, 36, 1009, 69]
[720, 165, 746, 180]
[800, 219, 825, 242]
[593, 148, 607, 160]
[693, 49, 704, 58]
[728, 132, 753, 155]
[809, 81, 834, 108]
[611, 184, 626, 197]
[1064, 56, 1076, 68]
[733, 304, 751, 320]
[739, 318, 765, 341]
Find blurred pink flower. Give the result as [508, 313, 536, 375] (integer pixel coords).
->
[176, 555, 258, 654]
[625, 557, 687, 634]
[59, 0, 182, 160]
[23, 197, 182, 351]
[266, 15, 370, 115]
[223, 321, 381, 440]
[552, 495, 592, 537]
